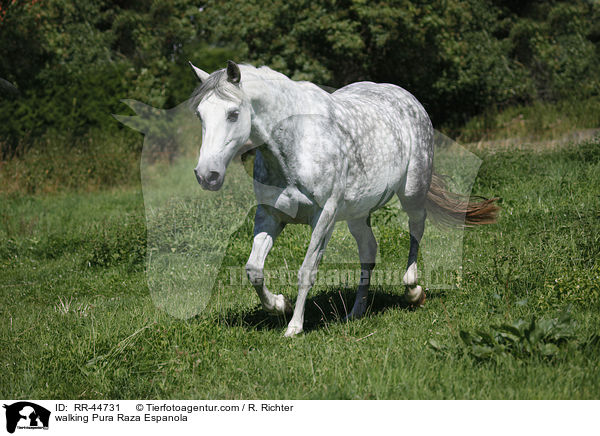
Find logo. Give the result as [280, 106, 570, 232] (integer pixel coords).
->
[3, 402, 50, 433]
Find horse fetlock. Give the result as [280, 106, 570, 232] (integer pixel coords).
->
[264, 294, 293, 315]
[275, 294, 293, 314]
[402, 262, 418, 287]
[297, 268, 317, 287]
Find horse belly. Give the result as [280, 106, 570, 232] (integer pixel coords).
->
[338, 133, 409, 220]
[336, 170, 403, 221]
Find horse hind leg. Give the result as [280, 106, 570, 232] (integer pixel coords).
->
[397, 195, 427, 307]
[345, 216, 377, 320]
[396, 136, 431, 306]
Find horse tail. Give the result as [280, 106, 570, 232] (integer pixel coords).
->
[425, 173, 500, 228]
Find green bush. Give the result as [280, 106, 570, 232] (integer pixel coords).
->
[429, 309, 600, 361]
[201, 0, 600, 127]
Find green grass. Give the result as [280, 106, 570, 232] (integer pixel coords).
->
[1, 138, 599, 399]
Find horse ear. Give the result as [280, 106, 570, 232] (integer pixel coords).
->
[188, 61, 210, 83]
[113, 99, 159, 133]
[226, 60, 241, 84]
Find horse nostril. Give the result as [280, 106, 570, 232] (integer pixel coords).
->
[194, 169, 203, 184]
[206, 171, 220, 183]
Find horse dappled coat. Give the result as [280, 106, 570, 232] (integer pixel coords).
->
[189, 61, 498, 337]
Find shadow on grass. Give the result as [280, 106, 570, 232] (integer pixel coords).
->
[215, 286, 446, 334]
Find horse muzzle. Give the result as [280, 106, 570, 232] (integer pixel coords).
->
[194, 168, 224, 191]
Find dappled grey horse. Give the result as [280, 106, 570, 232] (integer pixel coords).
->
[189, 61, 497, 337]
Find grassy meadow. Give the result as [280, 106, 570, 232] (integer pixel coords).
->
[1, 129, 599, 399]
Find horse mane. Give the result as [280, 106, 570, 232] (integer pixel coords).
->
[189, 64, 296, 110]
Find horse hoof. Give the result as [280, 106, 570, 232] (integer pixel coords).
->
[344, 305, 367, 321]
[415, 290, 426, 307]
[284, 325, 303, 337]
[344, 312, 356, 322]
[405, 285, 426, 308]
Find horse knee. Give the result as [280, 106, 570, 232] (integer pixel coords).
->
[245, 262, 264, 286]
[298, 267, 317, 288]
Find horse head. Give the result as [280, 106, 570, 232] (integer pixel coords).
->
[189, 61, 253, 191]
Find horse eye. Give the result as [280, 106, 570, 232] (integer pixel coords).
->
[227, 110, 239, 122]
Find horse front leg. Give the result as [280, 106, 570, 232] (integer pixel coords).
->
[246, 206, 292, 315]
[284, 200, 338, 337]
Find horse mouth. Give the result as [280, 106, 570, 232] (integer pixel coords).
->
[201, 180, 223, 191]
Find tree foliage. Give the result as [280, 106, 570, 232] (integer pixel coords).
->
[0, 0, 234, 155]
[200, 0, 600, 125]
[1, 0, 599, 155]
